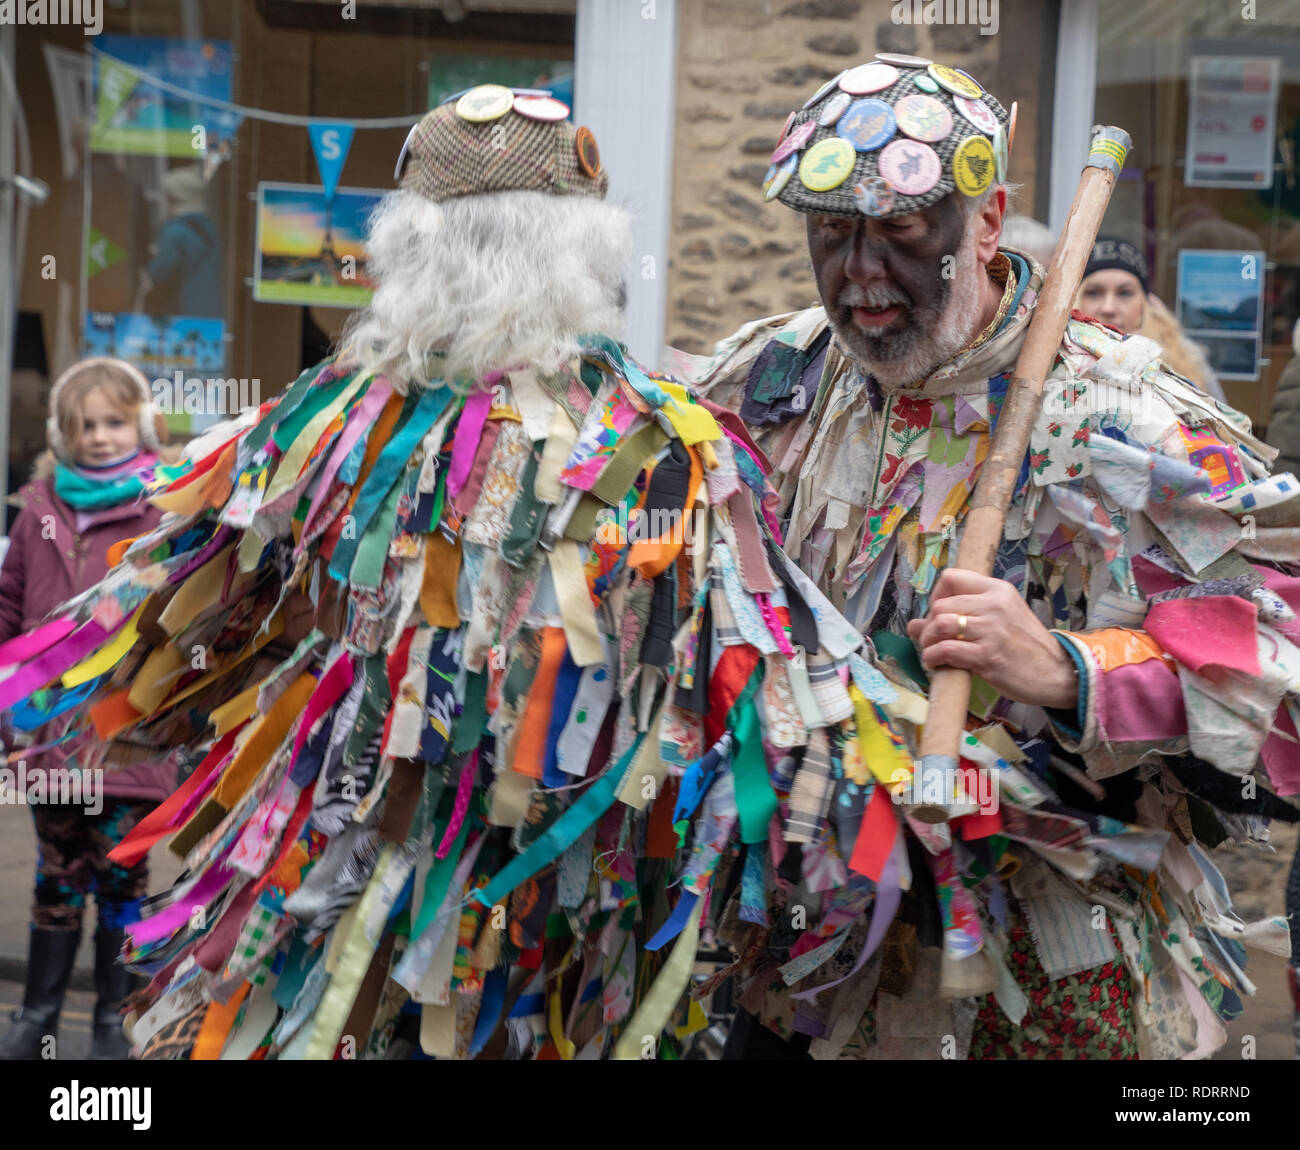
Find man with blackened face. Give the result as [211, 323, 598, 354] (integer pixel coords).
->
[688, 58, 1297, 1062]
[807, 190, 1005, 389]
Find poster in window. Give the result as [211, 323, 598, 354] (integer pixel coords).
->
[253, 183, 382, 308]
[1175, 250, 1266, 382]
[1185, 56, 1280, 189]
[91, 37, 239, 157]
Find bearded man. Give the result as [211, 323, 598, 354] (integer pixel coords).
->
[689, 57, 1300, 1059]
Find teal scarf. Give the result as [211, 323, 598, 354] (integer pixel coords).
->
[54, 461, 147, 510]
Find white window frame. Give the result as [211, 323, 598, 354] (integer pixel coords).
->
[574, 0, 677, 369]
[1049, 0, 1099, 236]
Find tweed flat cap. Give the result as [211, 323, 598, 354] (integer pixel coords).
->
[396, 84, 609, 203]
[764, 56, 1013, 220]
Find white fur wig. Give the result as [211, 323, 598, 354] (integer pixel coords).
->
[341, 189, 633, 391]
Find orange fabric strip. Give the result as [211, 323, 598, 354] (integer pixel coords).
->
[90, 689, 145, 741]
[1073, 627, 1172, 672]
[627, 447, 704, 580]
[511, 626, 567, 779]
[190, 981, 250, 1060]
[420, 532, 463, 629]
[213, 673, 318, 810]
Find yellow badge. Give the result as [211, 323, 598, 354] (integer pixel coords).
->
[455, 84, 514, 123]
[952, 135, 995, 196]
[798, 137, 856, 192]
[927, 63, 983, 100]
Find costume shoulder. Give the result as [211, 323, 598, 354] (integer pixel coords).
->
[684, 306, 835, 419]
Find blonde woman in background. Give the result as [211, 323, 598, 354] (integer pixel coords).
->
[1076, 236, 1227, 403]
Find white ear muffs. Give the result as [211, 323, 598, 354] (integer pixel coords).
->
[46, 357, 163, 463]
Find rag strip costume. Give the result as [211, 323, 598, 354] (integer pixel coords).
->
[0, 90, 868, 1061]
[680, 56, 1300, 1059]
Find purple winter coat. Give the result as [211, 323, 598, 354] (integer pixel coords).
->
[0, 469, 175, 802]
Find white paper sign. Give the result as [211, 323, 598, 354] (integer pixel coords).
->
[1185, 55, 1280, 189]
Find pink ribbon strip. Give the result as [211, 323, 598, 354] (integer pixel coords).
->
[0, 618, 120, 712]
[436, 749, 478, 859]
[289, 653, 356, 772]
[128, 849, 238, 948]
[0, 618, 77, 668]
[448, 390, 494, 500]
[756, 594, 795, 658]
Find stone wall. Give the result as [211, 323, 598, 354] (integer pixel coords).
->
[665, 0, 1054, 355]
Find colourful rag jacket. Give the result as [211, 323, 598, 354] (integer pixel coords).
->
[684, 249, 1300, 1059]
[0, 456, 175, 802]
[0, 342, 870, 1061]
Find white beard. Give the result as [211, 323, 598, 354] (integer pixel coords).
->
[830, 219, 988, 390]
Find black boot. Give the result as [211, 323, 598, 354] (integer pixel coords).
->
[0, 928, 81, 1060]
[90, 928, 137, 1060]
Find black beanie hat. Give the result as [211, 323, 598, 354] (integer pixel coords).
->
[1084, 236, 1149, 293]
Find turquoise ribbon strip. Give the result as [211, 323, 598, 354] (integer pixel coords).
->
[579, 335, 677, 411]
[245, 361, 327, 456]
[731, 695, 777, 845]
[471, 733, 645, 910]
[327, 387, 452, 583]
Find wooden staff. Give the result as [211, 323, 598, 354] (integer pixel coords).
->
[910, 126, 1132, 824]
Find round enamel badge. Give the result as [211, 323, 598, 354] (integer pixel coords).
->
[456, 84, 513, 123]
[799, 137, 856, 192]
[992, 122, 1009, 181]
[835, 98, 896, 151]
[877, 139, 941, 196]
[574, 126, 602, 179]
[954, 94, 998, 135]
[926, 64, 983, 99]
[952, 135, 996, 196]
[513, 94, 570, 122]
[874, 52, 933, 68]
[762, 154, 798, 201]
[912, 73, 940, 93]
[894, 94, 953, 143]
[803, 73, 845, 109]
[838, 62, 899, 95]
[853, 176, 896, 217]
[818, 91, 852, 127]
[771, 119, 817, 164]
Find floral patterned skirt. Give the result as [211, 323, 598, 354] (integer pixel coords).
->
[967, 926, 1139, 1060]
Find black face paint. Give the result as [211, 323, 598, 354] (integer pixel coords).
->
[806, 197, 971, 369]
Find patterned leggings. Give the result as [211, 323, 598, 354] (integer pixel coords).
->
[30, 799, 154, 932]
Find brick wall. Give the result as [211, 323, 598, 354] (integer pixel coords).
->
[665, 0, 1054, 354]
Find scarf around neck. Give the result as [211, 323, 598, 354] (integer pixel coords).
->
[53, 450, 175, 510]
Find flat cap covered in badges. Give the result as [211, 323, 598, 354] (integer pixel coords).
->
[395, 85, 609, 203]
[763, 58, 1012, 219]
